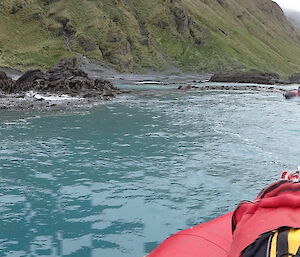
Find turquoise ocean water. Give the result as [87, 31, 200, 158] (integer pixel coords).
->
[1, 85, 300, 257]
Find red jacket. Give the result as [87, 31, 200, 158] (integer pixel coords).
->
[229, 180, 300, 257]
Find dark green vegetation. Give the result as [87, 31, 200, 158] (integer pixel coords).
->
[1, 0, 300, 75]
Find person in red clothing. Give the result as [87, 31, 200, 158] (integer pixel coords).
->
[229, 170, 300, 257]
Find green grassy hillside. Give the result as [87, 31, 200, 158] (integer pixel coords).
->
[1, 0, 300, 75]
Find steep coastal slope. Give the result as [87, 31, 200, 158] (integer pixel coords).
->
[1, 0, 300, 75]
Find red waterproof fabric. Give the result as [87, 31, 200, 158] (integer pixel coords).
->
[229, 181, 300, 257]
[149, 181, 300, 257]
[148, 212, 233, 257]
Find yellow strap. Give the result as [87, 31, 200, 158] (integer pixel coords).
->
[270, 229, 300, 257]
[270, 231, 278, 257]
[288, 228, 300, 255]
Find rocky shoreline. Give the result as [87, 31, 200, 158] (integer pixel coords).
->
[0, 58, 122, 110]
[209, 71, 300, 85]
[1, 58, 300, 110]
[178, 84, 286, 93]
[86, 63, 299, 86]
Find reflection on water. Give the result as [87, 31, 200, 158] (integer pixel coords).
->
[0, 89, 300, 256]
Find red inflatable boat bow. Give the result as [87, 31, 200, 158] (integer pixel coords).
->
[149, 169, 300, 257]
[148, 212, 233, 257]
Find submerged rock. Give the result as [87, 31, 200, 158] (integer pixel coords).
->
[209, 71, 281, 85]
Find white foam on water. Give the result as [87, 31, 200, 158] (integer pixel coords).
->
[135, 81, 162, 85]
[25, 91, 82, 101]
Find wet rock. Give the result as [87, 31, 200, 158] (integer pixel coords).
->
[83, 92, 98, 98]
[16, 70, 44, 89]
[102, 89, 116, 97]
[178, 85, 199, 90]
[197, 85, 285, 93]
[209, 71, 281, 85]
[0, 71, 16, 94]
[4, 58, 119, 99]
[0, 71, 8, 80]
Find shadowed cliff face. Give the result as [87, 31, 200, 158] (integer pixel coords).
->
[1, 0, 300, 75]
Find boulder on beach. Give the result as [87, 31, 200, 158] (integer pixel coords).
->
[209, 71, 281, 85]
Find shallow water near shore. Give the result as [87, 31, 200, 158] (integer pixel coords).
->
[1, 85, 300, 257]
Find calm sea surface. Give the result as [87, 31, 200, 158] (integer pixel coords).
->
[1, 85, 300, 257]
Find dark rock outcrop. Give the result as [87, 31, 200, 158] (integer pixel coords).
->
[3, 58, 119, 98]
[209, 71, 281, 85]
[0, 71, 8, 80]
[0, 71, 16, 93]
[16, 70, 44, 86]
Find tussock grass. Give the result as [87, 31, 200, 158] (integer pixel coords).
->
[0, 0, 300, 75]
